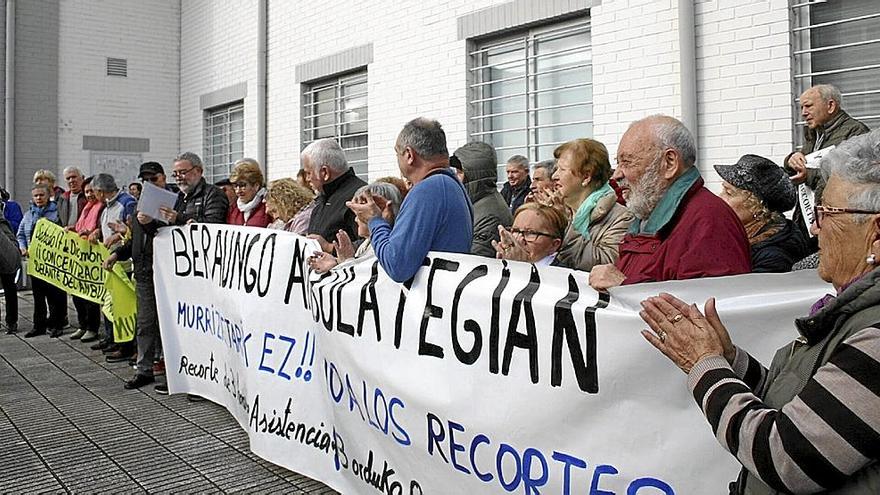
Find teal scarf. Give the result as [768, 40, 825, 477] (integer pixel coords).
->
[572, 182, 613, 239]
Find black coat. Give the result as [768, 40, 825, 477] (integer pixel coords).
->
[173, 178, 228, 225]
[751, 220, 810, 273]
[307, 168, 366, 242]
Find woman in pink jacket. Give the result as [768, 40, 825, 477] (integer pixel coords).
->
[69, 177, 104, 343]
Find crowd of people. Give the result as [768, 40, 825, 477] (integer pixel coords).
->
[1, 82, 879, 492]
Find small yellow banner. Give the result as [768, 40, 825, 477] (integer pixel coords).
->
[27, 219, 137, 342]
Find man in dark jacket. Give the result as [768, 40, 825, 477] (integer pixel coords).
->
[302, 138, 366, 252]
[500, 155, 531, 215]
[146, 153, 226, 395]
[453, 142, 512, 257]
[784, 84, 871, 244]
[156, 152, 228, 226]
[106, 162, 178, 390]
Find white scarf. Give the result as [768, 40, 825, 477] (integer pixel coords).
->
[237, 188, 266, 222]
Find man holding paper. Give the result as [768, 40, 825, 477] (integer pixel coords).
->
[784, 84, 870, 244]
[106, 162, 179, 390]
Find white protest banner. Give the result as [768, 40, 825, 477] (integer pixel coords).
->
[154, 224, 830, 494]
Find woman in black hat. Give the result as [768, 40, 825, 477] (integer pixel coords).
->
[715, 154, 810, 273]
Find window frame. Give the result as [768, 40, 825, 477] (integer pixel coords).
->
[790, 1, 880, 147]
[301, 70, 369, 181]
[202, 101, 245, 182]
[467, 16, 593, 182]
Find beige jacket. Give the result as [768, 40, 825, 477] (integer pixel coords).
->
[556, 190, 634, 271]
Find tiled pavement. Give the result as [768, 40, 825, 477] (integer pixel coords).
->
[0, 290, 336, 494]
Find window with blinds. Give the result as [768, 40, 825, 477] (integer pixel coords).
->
[203, 102, 244, 182]
[469, 19, 592, 181]
[791, 0, 879, 145]
[302, 72, 368, 181]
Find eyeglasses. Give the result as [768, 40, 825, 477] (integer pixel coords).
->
[141, 175, 160, 183]
[232, 182, 250, 189]
[509, 228, 557, 242]
[171, 167, 195, 178]
[813, 204, 880, 228]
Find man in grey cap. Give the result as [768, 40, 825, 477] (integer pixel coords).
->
[715, 154, 809, 272]
[452, 142, 513, 257]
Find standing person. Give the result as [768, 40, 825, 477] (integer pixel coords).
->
[215, 178, 237, 207]
[347, 117, 473, 283]
[784, 84, 871, 248]
[157, 152, 229, 227]
[91, 174, 137, 363]
[589, 115, 751, 290]
[226, 158, 269, 227]
[265, 178, 315, 234]
[451, 142, 512, 257]
[1, 187, 23, 233]
[61, 167, 92, 340]
[128, 182, 142, 200]
[33, 170, 69, 226]
[0, 210, 20, 334]
[62, 167, 87, 228]
[302, 139, 366, 252]
[715, 155, 810, 273]
[153, 153, 228, 396]
[549, 138, 633, 271]
[69, 177, 104, 342]
[494, 203, 567, 266]
[107, 163, 176, 390]
[18, 184, 64, 338]
[527, 159, 556, 201]
[500, 155, 531, 214]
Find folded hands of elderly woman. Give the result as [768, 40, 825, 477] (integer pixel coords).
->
[639, 293, 736, 373]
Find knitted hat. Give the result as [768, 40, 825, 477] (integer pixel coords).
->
[714, 154, 796, 213]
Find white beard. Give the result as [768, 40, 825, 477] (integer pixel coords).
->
[624, 156, 668, 220]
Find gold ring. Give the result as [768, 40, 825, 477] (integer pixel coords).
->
[671, 314, 684, 323]
[659, 331, 667, 343]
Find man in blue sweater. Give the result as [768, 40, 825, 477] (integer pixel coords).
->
[347, 118, 473, 283]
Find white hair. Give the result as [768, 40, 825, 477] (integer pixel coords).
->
[632, 115, 697, 168]
[62, 166, 83, 177]
[821, 129, 880, 222]
[811, 84, 843, 107]
[301, 139, 348, 174]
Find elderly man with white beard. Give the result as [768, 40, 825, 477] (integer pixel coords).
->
[589, 115, 751, 290]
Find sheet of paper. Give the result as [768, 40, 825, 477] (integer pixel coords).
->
[137, 181, 179, 222]
[805, 145, 835, 167]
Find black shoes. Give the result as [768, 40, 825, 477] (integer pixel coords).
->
[91, 339, 111, 351]
[106, 350, 135, 363]
[124, 374, 155, 390]
[154, 383, 169, 395]
[49, 328, 63, 338]
[4, 323, 16, 335]
[24, 328, 46, 338]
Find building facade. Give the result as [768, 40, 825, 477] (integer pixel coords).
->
[0, 0, 877, 201]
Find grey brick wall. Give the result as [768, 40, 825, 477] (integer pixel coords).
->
[13, 0, 59, 202]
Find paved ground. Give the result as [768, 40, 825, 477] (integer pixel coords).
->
[0, 290, 336, 494]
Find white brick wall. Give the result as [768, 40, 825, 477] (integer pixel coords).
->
[694, 0, 793, 188]
[180, 0, 258, 179]
[265, 0, 509, 181]
[591, 0, 684, 162]
[57, 0, 180, 183]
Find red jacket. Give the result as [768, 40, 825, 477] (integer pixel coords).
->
[615, 168, 751, 284]
[227, 200, 270, 228]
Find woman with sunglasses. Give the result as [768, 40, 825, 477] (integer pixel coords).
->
[226, 158, 270, 228]
[494, 202, 567, 266]
[715, 154, 809, 273]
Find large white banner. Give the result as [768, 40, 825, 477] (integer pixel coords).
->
[154, 224, 831, 494]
